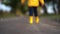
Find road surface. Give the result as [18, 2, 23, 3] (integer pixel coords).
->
[0, 16, 60, 34]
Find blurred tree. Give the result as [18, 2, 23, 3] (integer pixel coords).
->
[57, 0, 60, 14]
[43, 5, 48, 14]
[42, 0, 48, 14]
[3, 0, 19, 14]
[2, 0, 11, 5]
[44, 0, 57, 14]
[44, 0, 52, 3]
[52, 0, 56, 14]
[0, 10, 3, 17]
[10, 0, 19, 14]
[20, 0, 28, 14]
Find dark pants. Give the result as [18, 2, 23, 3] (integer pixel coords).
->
[29, 7, 38, 17]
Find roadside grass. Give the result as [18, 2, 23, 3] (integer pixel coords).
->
[0, 13, 60, 19]
[40, 14, 60, 19]
[0, 13, 16, 18]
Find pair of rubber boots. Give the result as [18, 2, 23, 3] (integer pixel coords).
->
[29, 16, 39, 24]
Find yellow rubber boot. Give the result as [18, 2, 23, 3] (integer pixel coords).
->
[36, 16, 39, 24]
[29, 16, 33, 24]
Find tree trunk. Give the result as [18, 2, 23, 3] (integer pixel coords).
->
[52, 0, 56, 14]
[10, 8, 16, 14]
[57, 0, 60, 14]
[53, 7, 56, 14]
[58, 5, 60, 14]
[58, 8, 60, 14]
[43, 5, 48, 14]
[53, 4, 56, 14]
[0, 10, 3, 17]
[10, 0, 19, 14]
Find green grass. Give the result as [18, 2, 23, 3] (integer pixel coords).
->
[40, 14, 60, 19]
[0, 13, 16, 18]
[0, 13, 60, 19]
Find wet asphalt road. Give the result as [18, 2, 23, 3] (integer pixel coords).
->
[0, 16, 60, 34]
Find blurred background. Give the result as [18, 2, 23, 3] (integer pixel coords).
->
[0, 0, 60, 18]
[0, 0, 60, 34]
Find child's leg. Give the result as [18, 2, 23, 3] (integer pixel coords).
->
[33, 7, 39, 24]
[29, 7, 34, 24]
